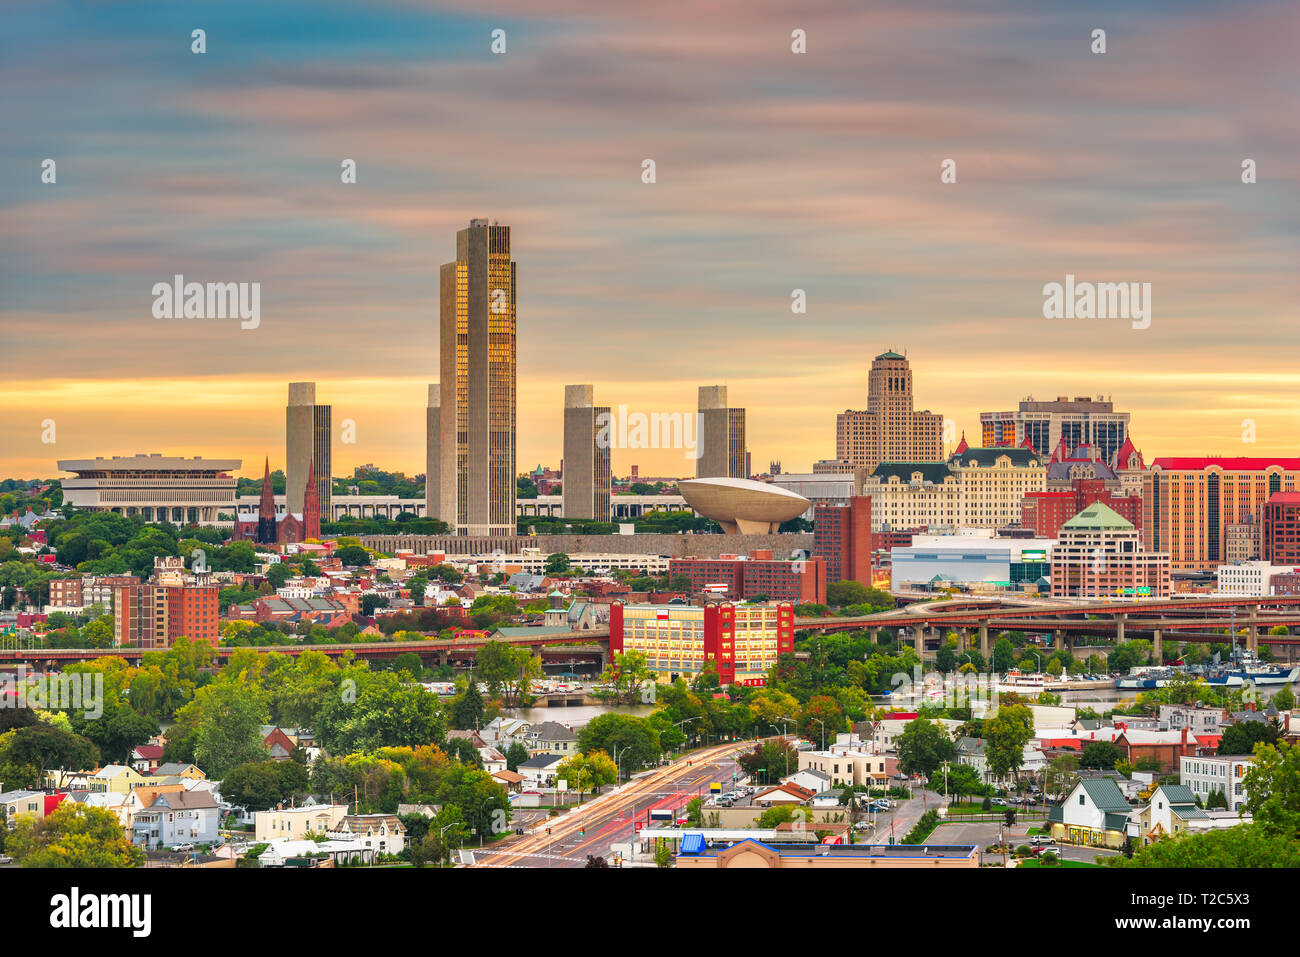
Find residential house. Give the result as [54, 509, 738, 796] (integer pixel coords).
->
[0, 789, 46, 826]
[152, 762, 207, 782]
[447, 729, 488, 749]
[131, 744, 165, 774]
[493, 770, 524, 792]
[479, 747, 508, 775]
[527, 721, 579, 756]
[131, 790, 220, 849]
[1132, 784, 1209, 845]
[261, 726, 299, 761]
[481, 717, 531, 747]
[752, 782, 816, 806]
[517, 753, 564, 789]
[254, 803, 349, 842]
[1159, 704, 1226, 734]
[326, 814, 407, 856]
[797, 750, 896, 788]
[1047, 778, 1133, 848]
[784, 768, 833, 794]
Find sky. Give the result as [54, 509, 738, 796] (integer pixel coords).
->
[2, 0, 1298, 481]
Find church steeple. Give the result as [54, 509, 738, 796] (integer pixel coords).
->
[257, 457, 277, 544]
[302, 459, 321, 541]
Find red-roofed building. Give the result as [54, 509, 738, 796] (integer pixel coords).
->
[44, 792, 70, 816]
[131, 744, 165, 773]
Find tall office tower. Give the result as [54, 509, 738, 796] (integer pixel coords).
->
[286, 382, 331, 515]
[833, 351, 944, 473]
[438, 219, 517, 536]
[425, 384, 440, 523]
[697, 385, 747, 479]
[562, 384, 611, 520]
[980, 395, 1129, 465]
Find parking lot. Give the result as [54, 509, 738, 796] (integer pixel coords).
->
[927, 820, 1118, 865]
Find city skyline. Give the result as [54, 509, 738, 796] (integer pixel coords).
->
[3, 1, 1298, 480]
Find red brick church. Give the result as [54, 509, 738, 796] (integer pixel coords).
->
[232, 457, 321, 546]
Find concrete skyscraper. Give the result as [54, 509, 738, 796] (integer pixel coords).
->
[286, 381, 331, 516]
[562, 384, 611, 520]
[697, 385, 747, 479]
[437, 219, 517, 536]
[425, 384, 440, 523]
[827, 351, 943, 473]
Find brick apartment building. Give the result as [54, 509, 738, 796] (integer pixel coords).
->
[113, 582, 219, 649]
[669, 551, 826, 605]
[1263, 491, 1300, 565]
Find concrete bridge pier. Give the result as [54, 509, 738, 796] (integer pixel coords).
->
[979, 623, 990, 660]
[913, 627, 926, 659]
[958, 628, 969, 653]
[1115, 613, 1126, 644]
[1152, 628, 1163, 664]
[1053, 631, 1064, 652]
[1247, 612, 1259, 654]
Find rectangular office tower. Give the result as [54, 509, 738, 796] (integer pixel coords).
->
[438, 219, 517, 536]
[563, 384, 611, 520]
[425, 384, 440, 522]
[697, 385, 747, 479]
[286, 382, 331, 516]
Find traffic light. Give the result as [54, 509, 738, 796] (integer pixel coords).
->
[580, 827, 586, 837]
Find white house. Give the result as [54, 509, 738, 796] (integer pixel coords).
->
[326, 814, 407, 856]
[1047, 777, 1133, 848]
[517, 753, 564, 789]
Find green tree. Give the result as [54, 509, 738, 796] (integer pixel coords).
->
[1110, 823, 1300, 868]
[7, 803, 144, 868]
[577, 713, 661, 773]
[336, 545, 371, 567]
[1043, 753, 1081, 801]
[992, 637, 1015, 673]
[0, 722, 100, 790]
[544, 553, 570, 574]
[504, 741, 529, 773]
[1219, 720, 1280, 756]
[895, 718, 957, 780]
[1244, 741, 1300, 837]
[1079, 740, 1123, 771]
[984, 704, 1034, 782]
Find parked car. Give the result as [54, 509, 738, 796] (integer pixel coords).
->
[1030, 835, 1055, 847]
[170, 843, 194, 853]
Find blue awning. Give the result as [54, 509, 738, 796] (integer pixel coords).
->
[680, 833, 706, 855]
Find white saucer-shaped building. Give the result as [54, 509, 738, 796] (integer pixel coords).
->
[677, 477, 811, 534]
